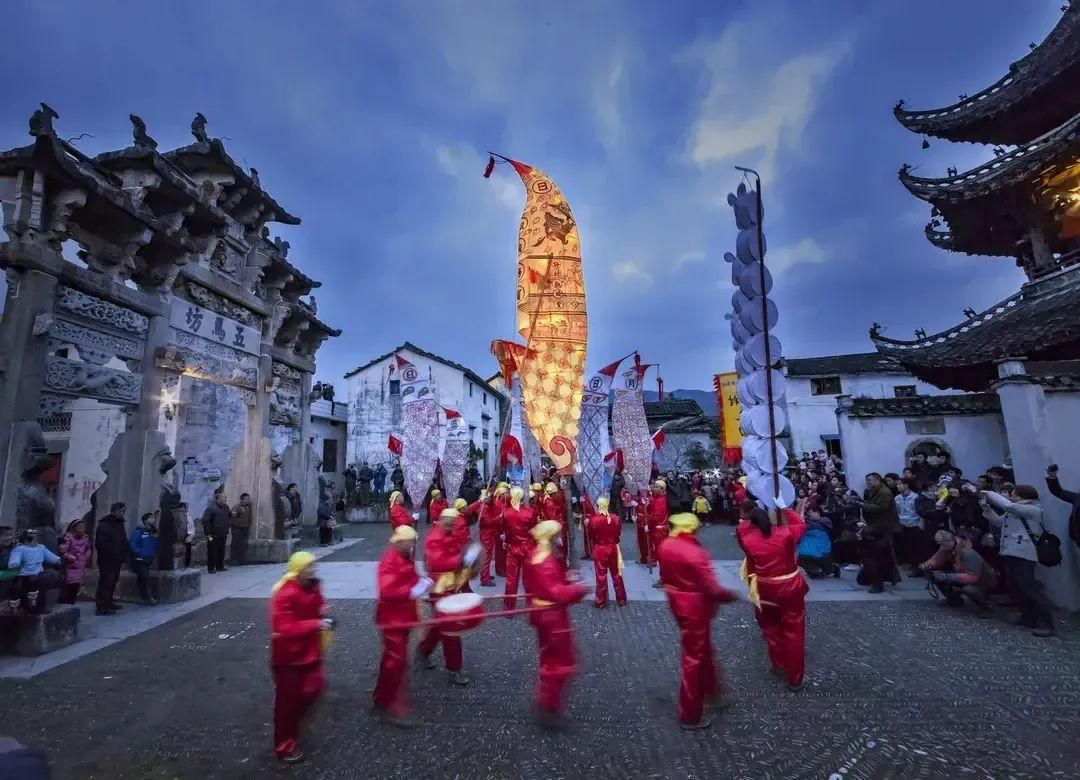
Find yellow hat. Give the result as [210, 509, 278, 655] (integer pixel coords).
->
[596, 496, 610, 513]
[738, 476, 748, 486]
[545, 482, 558, 494]
[454, 498, 467, 510]
[431, 489, 442, 498]
[670, 512, 700, 537]
[510, 486, 524, 509]
[439, 508, 459, 522]
[531, 519, 562, 542]
[389, 490, 403, 507]
[390, 525, 418, 543]
[530, 482, 543, 493]
[654, 480, 667, 490]
[479, 489, 489, 501]
[498, 481, 509, 490]
[271, 551, 315, 594]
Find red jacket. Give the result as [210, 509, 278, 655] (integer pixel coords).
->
[390, 504, 414, 529]
[523, 551, 587, 628]
[423, 525, 464, 578]
[587, 512, 622, 547]
[658, 534, 734, 623]
[735, 509, 807, 579]
[375, 546, 421, 628]
[647, 494, 669, 532]
[270, 578, 325, 667]
[503, 504, 538, 556]
[476, 500, 502, 533]
[428, 498, 448, 524]
[542, 494, 567, 526]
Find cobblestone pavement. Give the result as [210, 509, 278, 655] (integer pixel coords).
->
[325, 521, 746, 562]
[3, 598, 1078, 780]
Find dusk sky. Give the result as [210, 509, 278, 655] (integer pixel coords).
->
[2, 1, 1061, 392]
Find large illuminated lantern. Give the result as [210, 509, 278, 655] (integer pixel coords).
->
[485, 155, 587, 475]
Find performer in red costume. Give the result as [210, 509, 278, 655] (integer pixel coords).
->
[473, 489, 501, 586]
[579, 492, 595, 561]
[417, 508, 470, 686]
[587, 497, 627, 608]
[647, 480, 670, 584]
[452, 498, 472, 545]
[658, 512, 737, 730]
[633, 490, 650, 564]
[373, 525, 432, 727]
[493, 483, 509, 577]
[270, 551, 330, 763]
[388, 491, 414, 529]
[427, 489, 448, 526]
[542, 482, 569, 565]
[523, 519, 588, 729]
[736, 499, 808, 691]
[502, 486, 538, 611]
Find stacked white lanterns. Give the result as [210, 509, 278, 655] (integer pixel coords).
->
[724, 182, 795, 510]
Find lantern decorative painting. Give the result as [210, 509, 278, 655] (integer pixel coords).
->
[394, 353, 440, 509]
[579, 355, 627, 503]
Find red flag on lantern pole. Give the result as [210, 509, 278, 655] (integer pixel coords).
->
[387, 434, 403, 456]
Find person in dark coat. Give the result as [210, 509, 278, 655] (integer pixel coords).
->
[374, 463, 388, 497]
[1045, 465, 1080, 548]
[317, 492, 333, 546]
[94, 502, 130, 615]
[357, 463, 373, 507]
[343, 466, 357, 505]
[390, 464, 404, 492]
[853, 473, 901, 594]
[287, 483, 303, 530]
[202, 490, 232, 574]
[609, 469, 626, 520]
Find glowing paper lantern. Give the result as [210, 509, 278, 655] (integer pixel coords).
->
[579, 355, 627, 503]
[487, 155, 587, 474]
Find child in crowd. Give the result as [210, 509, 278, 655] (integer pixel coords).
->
[7, 529, 61, 614]
[691, 491, 712, 526]
[129, 513, 159, 605]
[58, 519, 92, 604]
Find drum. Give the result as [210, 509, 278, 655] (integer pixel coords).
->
[434, 592, 485, 634]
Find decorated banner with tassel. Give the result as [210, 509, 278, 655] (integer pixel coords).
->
[440, 406, 470, 501]
[579, 355, 626, 503]
[486, 154, 587, 475]
[612, 356, 653, 495]
[395, 353, 439, 508]
[491, 339, 531, 486]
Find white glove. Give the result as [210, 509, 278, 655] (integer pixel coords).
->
[499, 534, 506, 542]
[409, 577, 433, 599]
[412, 512, 420, 521]
[319, 618, 334, 631]
[774, 494, 789, 510]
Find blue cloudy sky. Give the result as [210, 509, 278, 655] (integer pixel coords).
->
[1, 0, 1062, 391]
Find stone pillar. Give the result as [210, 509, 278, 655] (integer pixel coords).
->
[0, 266, 59, 525]
[993, 359, 1080, 610]
[834, 394, 861, 482]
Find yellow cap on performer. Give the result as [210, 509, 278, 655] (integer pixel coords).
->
[389, 490, 402, 507]
[271, 551, 315, 594]
[390, 525, 418, 543]
[669, 512, 700, 536]
[531, 519, 561, 541]
[738, 476, 748, 486]
[431, 489, 441, 498]
[454, 498, 467, 510]
[530, 482, 542, 493]
[545, 482, 558, 494]
[597, 497, 610, 513]
[480, 489, 489, 501]
[654, 479, 666, 490]
[439, 507, 459, 522]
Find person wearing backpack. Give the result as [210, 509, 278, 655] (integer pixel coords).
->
[971, 484, 1056, 637]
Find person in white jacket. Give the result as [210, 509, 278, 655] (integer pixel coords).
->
[972, 484, 1055, 637]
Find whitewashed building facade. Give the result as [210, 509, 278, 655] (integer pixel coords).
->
[345, 342, 504, 478]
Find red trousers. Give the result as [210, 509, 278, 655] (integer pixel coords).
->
[478, 528, 499, 585]
[753, 585, 806, 687]
[504, 548, 529, 611]
[531, 610, 577, 715]
[592, 544, 626, 607]
[675, 618, 721, 725]
[418, 599, 463, 671]
[648, 529, 667, 568]
[372, 628, 410, 716]
[495, 537, 507, 577]
[273, 663, 324, 758]
[635, 521, 649, 564]
[581, 522, 593, 559]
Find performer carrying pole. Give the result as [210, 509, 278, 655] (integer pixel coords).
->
[373, 526, 432, 728]
[502, 486, 538, 611]
[493, 482, 509, 577]
[634, 489, 650, 565]
[523, 520, 589, 730]
[542, 481, 569, 566]
[416, 508, 472, 687]
[389, 491, 414, 529]
[736, 499, 809, 692]
[657, 513, 737, 730]
[587, 497, 627, 608]
[474, 489, 501, 587]
[647, 480, 670, 587]
[270, 552, 332, 764]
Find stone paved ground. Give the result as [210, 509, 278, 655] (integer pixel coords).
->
[326, 521, 746, 562]
[3, 598, 1078, 780]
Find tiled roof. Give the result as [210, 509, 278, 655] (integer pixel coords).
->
[784, 353, 905, 377]
[872, 266, 1080, 391]
[847, 393, 1000, 418]
[644, 399, 704, 421]
[655, 415, 718, 434]
[894, 6, 1080, 145]
[343, 341, 500, 400]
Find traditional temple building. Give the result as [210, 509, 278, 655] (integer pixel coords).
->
[865, 5, 1080, 608]
[0, 107, 339, 600]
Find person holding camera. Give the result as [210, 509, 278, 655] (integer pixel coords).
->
[919, 529, 995, 616]
[1045, 465, 1080, 549]
[852, 473, 901, 594]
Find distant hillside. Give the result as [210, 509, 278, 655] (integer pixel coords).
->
[643, 388, 717, 417]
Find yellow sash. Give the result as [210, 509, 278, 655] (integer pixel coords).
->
[739, 559, 799, 609]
